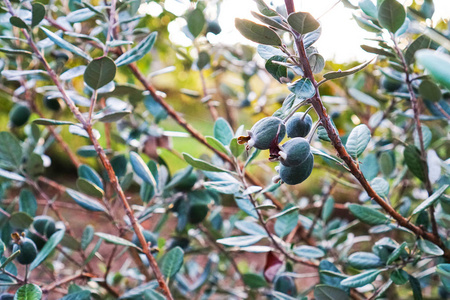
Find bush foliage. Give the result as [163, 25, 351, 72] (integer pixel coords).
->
[0, 0, 449, 299]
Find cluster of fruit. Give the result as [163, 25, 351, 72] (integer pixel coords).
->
[239, 112, 314, 185]
[9, 216, 57, 267]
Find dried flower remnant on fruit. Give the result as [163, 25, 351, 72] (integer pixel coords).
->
[11, 232, 38, 265]
[237, 116, 286, 150]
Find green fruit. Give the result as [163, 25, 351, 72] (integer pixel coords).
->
[278, 153, 314, 185]
[0, 294, 14, 300]
[274, 275, 297, 296]
[43, 95, 62, 111]
[188, 203, 209, 224]
[13, 237, 38, 265]
[246, 117, 286, 150]
[206, 21, 222, 35]
[286, 112, 313, 138]
[278, 137, 311, 167]
[9, 104, 31, 127]
[25, 230, 46, 250]
[381, 76, 402, 92]
[33, 216, 56, 238]
[132, 230, 157, 249]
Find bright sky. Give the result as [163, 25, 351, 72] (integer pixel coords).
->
[143, 0, 450, 63]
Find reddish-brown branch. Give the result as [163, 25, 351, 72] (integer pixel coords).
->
[283, 0, 449, 259]
[42, 272, 95, 293]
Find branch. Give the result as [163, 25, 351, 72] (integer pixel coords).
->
[282, 0, 449, 259]
[2, 2, 173, 297]
[390, 34, 438, 237]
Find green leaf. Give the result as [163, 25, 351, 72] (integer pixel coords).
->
[287, 12, 320, 34]
[242, 273, 267, 288]
[197, 51, 210, 70]
[115, 32, 157, 67]
[359, 0, 378, 19]
[95, 233, 137, 248]
[251, 11, 289, 31]
[361, 45, 396, 58]
[408, 275, 423, 300]
[418, 239, 444, 256]
[19, 189, 37, 217]
[161, 246, 184, 278]
[378, 151, 395, 177]
[404, 145, 426, 182]
[405, 35, 437, 65]
[10, 16, 28, 29]
[346, 124, 371, 158]
[9, 212, 33, 229]
[31, 3, 46, 27]
[230, 138, 245, 158]
[361, 153, 379, 180]
[418, 80, 441, 102]
[76, 178, 104, 198]
[129, 151, 157, 187]
[294, 245, 325, 259]
[253, 0, 278, 16]
[84, 56, 116, 90]
[413, 125, 432, 150]
[288, 78, 316, 99]
[321, 197, 334, 222]
[214, 118, 234, 145]
[66, 188, 107, 212]
[40, 27, 92, 61]
[390, 269, 409, 285]
[206, 136, 230, 156]
[348, 88, 380, 107]
[377, 0, 406, 33]
[119, 282, 159, 299]
[32, 118, 75, 126]
[81, 225, 94, 250]
[348, 204, 389, 225]
[314, 285, 349, 300]
[416, 50, 450, 91]
[0, 168, 25, 181]
[187, 8, 205, 38]
[437, 264, 450, 279]
[144, 95, 167, 123]
[30, 229, 65, 270]
[0, 47, 32, 56]
[323, 59, 374, 80]
[235, 221, 267, 236]
[14, 284, 42, 300]
[274, 204, 299, 238]
[0, 132, 23, 169]
[60, 290, 91, 300]
[96, 110, 132, 123]
[0, 250, 20, 269]
[78, 164, 103, 189]
[217, 235, 266, 247]
[235, 18, 281, 46]
[183, 153, 229, 173]
[387, 242, 407, 264]
[309, 53, 325, 74]
[341, 269, 382, 288]
[265, 56, 288, 83]
[348, 252, 382, 269]
[371, 177, 389, 198]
